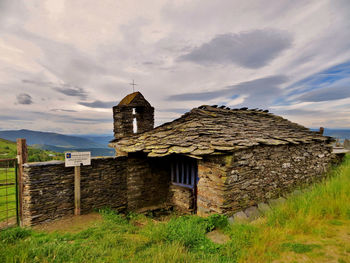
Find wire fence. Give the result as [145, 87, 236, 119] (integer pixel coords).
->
[0, 158, 18, 229]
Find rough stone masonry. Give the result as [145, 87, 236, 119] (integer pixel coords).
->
[196, 142, 333, 216]
[21, 157, 127, 226]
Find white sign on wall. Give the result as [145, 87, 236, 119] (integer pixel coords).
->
[65, 152, 91, 167]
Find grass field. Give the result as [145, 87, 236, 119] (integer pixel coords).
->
[0, 167, 16, 223]
[0, 138, 64, 162]
[0, 155, 349, 262]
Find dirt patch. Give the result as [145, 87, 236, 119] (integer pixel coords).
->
[0, 218, 16, 229]
[33, 213, 103, 233]
[206, 230, 230, 244]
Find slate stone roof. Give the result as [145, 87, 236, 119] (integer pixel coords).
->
[118, 92, 146, 106]
[109, 105, 332, 158]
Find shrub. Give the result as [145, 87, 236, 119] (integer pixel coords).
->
[206, 214, 228, 231]
[141, 214, 227, 251]
[162, 216, 208, 248]
[0, 227, 32, 244]
[99, 208, 127, 222]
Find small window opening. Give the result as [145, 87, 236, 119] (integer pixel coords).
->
[132, 108, 136, 115]
[133, 117, 137, 133]
[171, 159, 197, 188]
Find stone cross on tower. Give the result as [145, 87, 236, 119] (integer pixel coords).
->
[129, 80, 137, 93]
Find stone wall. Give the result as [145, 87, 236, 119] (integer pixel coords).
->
[21, 153, 171, 226]
[197, 156, 227, 215]
[22, 157, 127, 226]
[20, 141, 334, 225]
[127, 154, 170, 211]
[169, 185, 194, 213]
[197, 142, 333, 216]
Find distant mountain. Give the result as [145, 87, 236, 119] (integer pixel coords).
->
[32, 144, 115, 157]
[0, 129, 105, 148]
[311, 128, 350, 141]
[69, 134, 114, 146]
[0, 129, 115, 157]
[323, 129, 350, 141]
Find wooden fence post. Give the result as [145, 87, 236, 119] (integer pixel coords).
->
[74, 165, 81, 215]
[16, 138, 27, 226]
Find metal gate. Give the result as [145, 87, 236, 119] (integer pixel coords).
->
[0, 158, 19, 229]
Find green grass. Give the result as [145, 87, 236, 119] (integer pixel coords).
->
[0, 139, 16, 159]
[281, 242, 321, 254]
[0, 155, 349, 262]
[0, 212, 230, 263]
[0, 168, 16, 223]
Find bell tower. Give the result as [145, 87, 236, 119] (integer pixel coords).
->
[112, 92, 154, 140]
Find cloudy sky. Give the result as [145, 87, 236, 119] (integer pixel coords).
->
[1, 0, 350, 134]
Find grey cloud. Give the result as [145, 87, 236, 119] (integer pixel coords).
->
[296, 86, 350, 102]
[272, 108, 350, 131]
[273, 109, 321, 116]
[119, 17, 150, 45]
[16, 93, 33, 104]
[16, 29, 107, 86]
[167, 75, 288, 108]
[163, 1, 302, 32]
[157, 108, 190, 114]
[41, 113, 111, 124]
[69, 117, 111, 123]
[0, 115, 25, 121]
[50, 109, 77, 113]
[273, 108, 344, 124]
[78, 100, 117, 108]
[0, 0, 18, 15]
[22, 79, 53, 86]
[179, 30, 292, 68]
[22, 79, 88, 100]
[168, 90, 222, 101]
[54, 85, 87, 100]
[318, 118, 350, 128]
[23, 111, 111, 124]
[0, 0, 28, 29]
